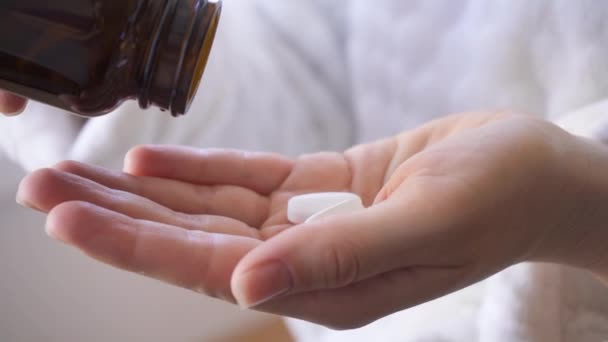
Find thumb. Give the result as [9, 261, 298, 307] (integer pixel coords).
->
[231, 199, 434, 308]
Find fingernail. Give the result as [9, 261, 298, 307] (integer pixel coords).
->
[234, 261, 293, 309]
[15, 182, 42, 212]
[15, 193, 40, 211]
[44, 223, 60, 241]
[122, 154, 134, 173]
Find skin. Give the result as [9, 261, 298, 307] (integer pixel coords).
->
[15, 111, 608, 329]
[0, 92, 26, 115]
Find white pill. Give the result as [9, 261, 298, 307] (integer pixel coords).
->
[287, 192, 364, 224]
[305, 198, 365, 223]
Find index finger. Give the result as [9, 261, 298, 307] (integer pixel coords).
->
[124, 145, 294, 195]
[0, 92, 27, 115]
[47, 201, 261, 301]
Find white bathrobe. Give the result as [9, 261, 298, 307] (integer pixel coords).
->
[2, 1, 608, 341]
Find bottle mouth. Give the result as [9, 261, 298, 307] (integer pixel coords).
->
[139, 0, 222, 116]
[171, 0, 221, 116]
[186, 3, 220, 111]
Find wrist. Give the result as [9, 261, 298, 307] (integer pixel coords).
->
[530, 131, 608, 278]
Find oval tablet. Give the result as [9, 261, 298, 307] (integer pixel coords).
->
[305, 197, 365, 223]
[287, 192, 363, 224]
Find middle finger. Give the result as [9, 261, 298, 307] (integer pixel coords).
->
[18, 168, 260, 238]
[54, 161, 270, 227]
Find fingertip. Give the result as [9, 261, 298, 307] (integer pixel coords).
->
[45, 202, 67, 242]
[231, 259, 293, 308]
[16, 175, 37, 210]
[123, 144, 160, 175]
[16, 168, 62, 212]
[46, 201, 98, 244]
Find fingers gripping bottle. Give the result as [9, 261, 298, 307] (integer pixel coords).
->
[0, 0, 221, 117]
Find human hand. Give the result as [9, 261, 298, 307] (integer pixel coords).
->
[16, 112, 608, 329]
[0, 91, 27, 115]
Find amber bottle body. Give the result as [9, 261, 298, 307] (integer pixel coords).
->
[0, 0, 221, 116]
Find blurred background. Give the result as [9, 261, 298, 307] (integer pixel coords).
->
[4, 1, 608, 341]
[0, 154, 293, 342]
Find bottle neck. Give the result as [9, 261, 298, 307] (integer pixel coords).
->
[137, 0, 221, 116]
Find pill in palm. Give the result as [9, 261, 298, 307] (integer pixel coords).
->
[305, 197, 365, 223]
[287, 192, 364, 224]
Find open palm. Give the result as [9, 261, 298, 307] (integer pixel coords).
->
[17, 136, 392, 294]
[18, 112, 580, 328]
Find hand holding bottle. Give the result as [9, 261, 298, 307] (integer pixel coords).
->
[0, 91, 26, 116]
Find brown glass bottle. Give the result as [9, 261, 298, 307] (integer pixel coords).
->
[0, 0, 221, 117]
